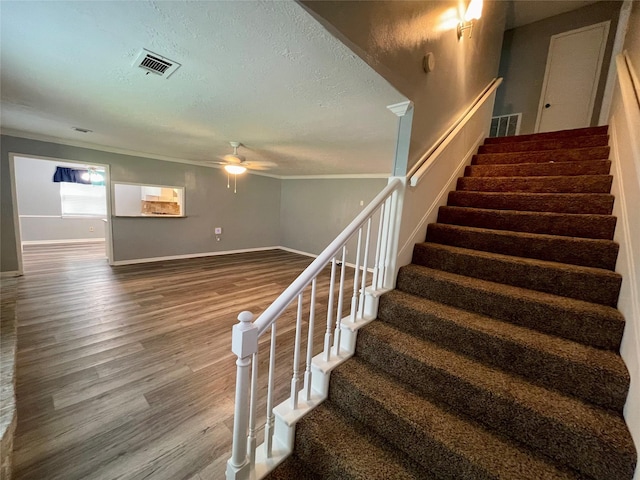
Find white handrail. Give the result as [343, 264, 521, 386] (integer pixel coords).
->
[253, 177, 403, 337]
[409, 77, 503, 187]
[621, 51, 640, 110]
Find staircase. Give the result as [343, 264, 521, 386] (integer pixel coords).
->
[266, 126, 637, 480]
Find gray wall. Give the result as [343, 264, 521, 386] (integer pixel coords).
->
[14, 156, 106, 242]
[493, 1, 622, 134]
[301, 0, 507, 174]
[1, 135, 281, 269]
[280, 177, 387, 260]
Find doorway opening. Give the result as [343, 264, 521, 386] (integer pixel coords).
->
[9, 154, 113, 274]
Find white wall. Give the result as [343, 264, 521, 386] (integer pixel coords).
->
[14, 156, 106, 243]
[608, 2, 640, 476]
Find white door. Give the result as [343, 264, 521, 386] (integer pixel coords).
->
[535, 21, 610, 133]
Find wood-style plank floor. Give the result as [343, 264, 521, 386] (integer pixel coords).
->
[7, 243, 352, 480]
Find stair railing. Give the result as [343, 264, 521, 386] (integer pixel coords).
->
[226, 177, 405, 480]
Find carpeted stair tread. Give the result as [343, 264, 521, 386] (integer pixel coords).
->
[472, 146, 609, 165]
[478, 135, 608, 154]
[437, 206, 616, 240]
[447, 191, 614, 214]
[426, 223, 619, 270]
[396, 264, 625, 350]
[484, 126, 608, 145]
[292, 402, 429, 480]
[412, 242, 621, 306]
[328, 357, 582, 480]
[377, 290, 629, 411]
[355, 321, 636, 480]
[264, 456, 320, 480]
[457, 174, 613, 193]
[465, 159, 611, 177]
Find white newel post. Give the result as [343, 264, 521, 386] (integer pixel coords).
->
[226, 311, 258, 480]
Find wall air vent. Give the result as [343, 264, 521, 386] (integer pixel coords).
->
[133, 48, 181, 78]
[490, 113, 522, 138]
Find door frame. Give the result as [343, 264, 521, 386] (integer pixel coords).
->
[9, 152, 115, 273]
[534, 21, 611, 133]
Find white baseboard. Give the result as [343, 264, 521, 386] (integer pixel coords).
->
[278, 246, 318, 259]
[0, 271, 22, 278]
[278, 246, 374, 272]
[111, 246, 282, 266]
[22, 238, 106, 245]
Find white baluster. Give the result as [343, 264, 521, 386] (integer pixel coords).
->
[334, 246, 347, 355]
[264, 322, 276, 458]
[226, 311, 257, 480]
[358, 218, 372, 318]
[303, 279, 317, 401]
[247, 350, 258, 465]
[377, 196, 392, 290]
[323, 259, 336, 362]
[384, 189, 400, 289]
[350, 228, 363, 322]
[371, 202, 386, 291]
[290, 293, 304, 409]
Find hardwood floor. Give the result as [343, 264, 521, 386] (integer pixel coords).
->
[7, 243, 350, 480]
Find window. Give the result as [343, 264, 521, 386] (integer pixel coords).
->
[60, 182, 107, 216]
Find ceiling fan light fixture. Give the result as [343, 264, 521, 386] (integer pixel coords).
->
[224, 164, 247, 175]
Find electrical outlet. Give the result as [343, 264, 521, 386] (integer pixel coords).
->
[89, 226, 94, 232]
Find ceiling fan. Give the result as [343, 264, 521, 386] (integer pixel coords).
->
[215, 142, 277, 174]
[211, 142, 277, 193]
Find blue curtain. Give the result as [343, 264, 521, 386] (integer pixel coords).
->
[53, 167, 91, 184]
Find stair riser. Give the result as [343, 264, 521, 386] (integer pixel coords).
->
[412, 243, 621, 307]
[293, 406, 425, 480]
[426, 224, 619, 270]
[396, 266, 624, 350]
[447, 191, 614, 215]
[457, 175, 613, 194]
[479, 135, 608, 154]
[472, 146, 609, 165]
[465, 160, 611, 178]
[265, 457, 320, 480]
[437, 207, 616, 240]
[293, 422, 355, 480]
[355, 328, 635, 480]
[328, 371, 496, 480]
[484, 126, 608, 145]
[377, 294, 628, 411]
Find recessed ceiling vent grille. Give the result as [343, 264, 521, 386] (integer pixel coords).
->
[134, 48, 181, 78]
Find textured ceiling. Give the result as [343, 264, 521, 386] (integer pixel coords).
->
[506, 1, 603, 30]
[0, 1, 406, 176]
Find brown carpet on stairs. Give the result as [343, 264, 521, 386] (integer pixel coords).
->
[265, 126, 637, 480]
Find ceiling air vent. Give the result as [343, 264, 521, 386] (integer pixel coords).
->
[134, 48, 181, 79]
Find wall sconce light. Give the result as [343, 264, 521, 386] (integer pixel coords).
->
[457, 0, 483, 40]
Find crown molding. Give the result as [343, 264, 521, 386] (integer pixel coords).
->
[387, 100, 413, 117]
